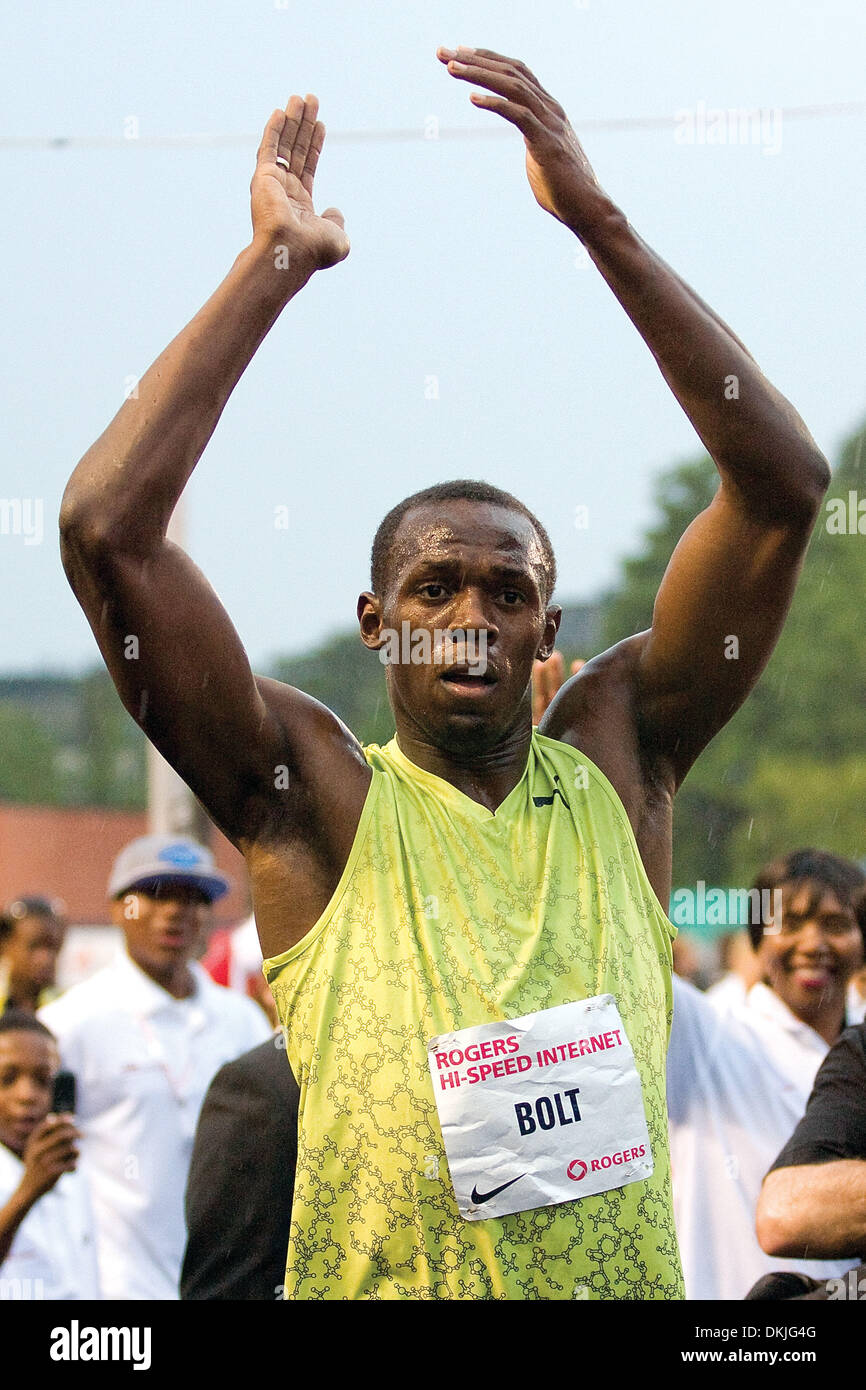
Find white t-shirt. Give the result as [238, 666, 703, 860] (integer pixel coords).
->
[0, 1142, 101, 1300]
[667, 976, 852, 1300]
[40, 951, 270, 1300]
[705, 970, 749, 1014]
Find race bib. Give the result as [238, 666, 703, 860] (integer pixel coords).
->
[428, 994, 653, 1220]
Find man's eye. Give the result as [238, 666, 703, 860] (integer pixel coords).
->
[502, 590, 524, 604]
[420, 583, 446, 599]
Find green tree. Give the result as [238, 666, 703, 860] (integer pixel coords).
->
[599, 417, 866, 888]
[77, 669, 146, 809]
[271, 631, 394, 746]
[0, 703, 63, 803]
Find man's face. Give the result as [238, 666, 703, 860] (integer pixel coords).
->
[111, 881, 211, 979]
[0, 1030, 59, 1157]
[358, 500, 560, 753]
[757, 880, 865, 1024]
[1, 912, 66, 996]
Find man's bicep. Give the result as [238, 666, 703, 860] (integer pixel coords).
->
[636, 485, 812, 780]
[62, 535, 289, 839]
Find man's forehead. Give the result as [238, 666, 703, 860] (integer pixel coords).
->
[393, 500, 544, 570]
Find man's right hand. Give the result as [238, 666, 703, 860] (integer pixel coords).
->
[250, 94, 349, 272]
[19, 1115, 79, 1203]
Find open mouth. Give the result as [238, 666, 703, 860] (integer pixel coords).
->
[792, 965, 833, 990]
[439, 668, 497, 692]
[159, 929, 191, 949]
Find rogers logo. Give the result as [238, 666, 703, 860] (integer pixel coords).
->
[567, 1159, 588, 1181]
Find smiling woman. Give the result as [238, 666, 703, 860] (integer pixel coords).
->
[747, 850, 866, 1046]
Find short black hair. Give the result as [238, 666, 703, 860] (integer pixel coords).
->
[747, 848, 866, 951]
[0, 1008, 56, 1041]
[370, 480, 557, 603]
[0, 896, 65, 945]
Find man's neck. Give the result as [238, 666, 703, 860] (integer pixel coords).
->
[129, 955, 196, 1001]
[394, 720, 534, 813]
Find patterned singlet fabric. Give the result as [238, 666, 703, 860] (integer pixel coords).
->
[263, 730, 684, 1300]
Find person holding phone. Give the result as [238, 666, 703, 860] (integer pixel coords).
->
[0, 1010, 100, 1299]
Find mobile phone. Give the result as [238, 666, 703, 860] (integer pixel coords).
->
[51, 1069, 76, 1114]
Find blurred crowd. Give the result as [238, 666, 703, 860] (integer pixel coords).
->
[1, 830, 865, 1301]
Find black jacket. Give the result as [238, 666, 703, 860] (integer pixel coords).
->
[181, 1034, 299, 1300]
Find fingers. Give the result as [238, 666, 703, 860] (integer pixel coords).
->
[35, 1115, 79, 1151]
[288, 93, 320, 178]
[258, 95, 324, 189]
[532, 651, 564, 721]
[438, 46, 544, 91]
[256, 109, 286, 167]
[437, 46, 565, 139]
[301, 120, 326, 197]
[444, 60, 546, 120]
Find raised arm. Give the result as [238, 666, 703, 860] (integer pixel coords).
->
[439, 48, 830, 785]
[59, 96, 352, 841]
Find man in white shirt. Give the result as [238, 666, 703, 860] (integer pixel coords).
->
[40, 834, 270, 1300]
[0, 1009, 100, 1299]
[668, 849, 866, 1299]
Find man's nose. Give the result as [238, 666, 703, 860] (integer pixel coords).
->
[449, 589, 497, 637]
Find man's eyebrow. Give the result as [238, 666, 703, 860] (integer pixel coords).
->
[486, 564, 537, 583]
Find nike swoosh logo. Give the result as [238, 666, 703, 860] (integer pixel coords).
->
[532, 775, 570, 809]
[470, 1174, 525, 1204]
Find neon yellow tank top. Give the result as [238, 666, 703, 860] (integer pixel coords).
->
[264, 731, 684, 1300]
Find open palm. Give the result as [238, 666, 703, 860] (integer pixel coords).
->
[251, 94, 349, 270]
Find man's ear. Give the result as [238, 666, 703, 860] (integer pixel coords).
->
[536, 604, 562, 661]
[357, 591, 386, 652]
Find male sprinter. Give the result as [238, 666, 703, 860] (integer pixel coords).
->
[60, 48, 830, 1299]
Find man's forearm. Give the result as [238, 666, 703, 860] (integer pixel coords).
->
[574, 200, 830, 518]
[757, 1161, 866, 1259]
[60, 237, 311, 554]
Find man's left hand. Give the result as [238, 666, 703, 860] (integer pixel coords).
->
[437, 46, 608, 234]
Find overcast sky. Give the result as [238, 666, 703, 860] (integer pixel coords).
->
[2, 0, 865, 675]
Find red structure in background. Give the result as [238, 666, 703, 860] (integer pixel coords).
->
[0, 803, 249, 926]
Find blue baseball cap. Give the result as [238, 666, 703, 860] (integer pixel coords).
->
[108, 834, 231, 903]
